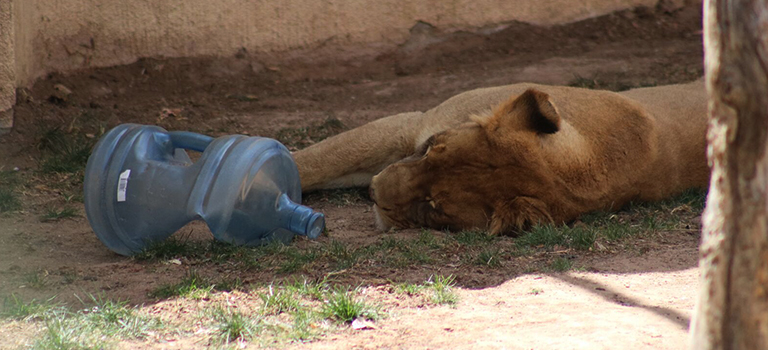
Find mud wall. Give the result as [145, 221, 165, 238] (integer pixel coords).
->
[1, 0, 684, 130]
[0, 0, 14, 130]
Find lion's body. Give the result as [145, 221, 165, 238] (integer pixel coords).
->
[294, 81, 708, 233]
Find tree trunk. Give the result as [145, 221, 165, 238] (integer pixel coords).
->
[690, 0, 768, 349]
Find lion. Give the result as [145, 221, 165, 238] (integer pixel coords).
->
[293, 80, 709, 235]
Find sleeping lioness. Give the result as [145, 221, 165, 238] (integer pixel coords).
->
[294, 81, 709, 235]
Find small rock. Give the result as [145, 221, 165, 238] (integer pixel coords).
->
[53, 84, 72, 99]
[159, 108, 184, 120]
[227, 94, 259, 102]
[351, 318, 375, 330]
[89, 85, 113, 99]
[16, 88, 35, 103]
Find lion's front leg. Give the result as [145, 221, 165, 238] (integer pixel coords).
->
[293, 112, 424, 192]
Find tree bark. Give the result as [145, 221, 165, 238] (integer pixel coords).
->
[691, 0, 768, 349]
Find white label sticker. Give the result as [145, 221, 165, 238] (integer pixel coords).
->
[117, 169, 131, 202]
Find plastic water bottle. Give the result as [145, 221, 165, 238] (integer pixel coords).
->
[84, 124, 324, 256]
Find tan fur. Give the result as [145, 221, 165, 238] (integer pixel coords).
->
[294, 81, 708, 234]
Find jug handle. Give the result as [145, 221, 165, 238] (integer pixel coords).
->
[168, 131, 214, 153]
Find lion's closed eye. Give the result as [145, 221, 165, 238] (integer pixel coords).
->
[415, 136, 436, 157]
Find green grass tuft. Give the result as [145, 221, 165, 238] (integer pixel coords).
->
[452, 229, 495, 245]
[40, 206, 79, 221]
[475, 248, 502, 268]
[78, 294, 162, 338]
[416, 229, 442, 249]
[209, 241, 262, 268]
[214, 277, 244, 293]
[134, 236, 202, 261]
[35, 314, 100, 350]
[31, 293, 161, 350]
[211, 306, 260, 345]
[324, 240, 360, 270]
[377, 236, 407, 251]
[304, 187, 369, 207]
[23, 271, 48, 290]
[148, 270, 246, 300]
[285, 277, 328, 301]
[400, 244, 433, 264]
[515, 223, 598, 250]
[569, 226, 598, 250]
[149, 270, 214, 300]
[0, 171, 22, 213]
[259, 285, 300, 315]
[568, 75, 658, 92]
[549, 257, 574, 272]
[650, 188, 707, 212]
[0, 295, 62, 321]
[321, 287, 379, 323]
[289, 308, 320, 341]
[427, 275, 459, 306]
[568, 75, 603, 89]
[0, 188, 21, 213]
[38, 127, 95, 175]
[516, 224, 571, 248]
[396, 282, 425, 296]
[279, 247, 319, 273]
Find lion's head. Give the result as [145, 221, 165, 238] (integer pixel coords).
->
[370, 88, 574, 235]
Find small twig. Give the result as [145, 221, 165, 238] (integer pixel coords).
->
[545, 250, 571, 255]
[324, 269, 349, 279]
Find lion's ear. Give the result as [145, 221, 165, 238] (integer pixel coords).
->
[487, 89, 561, 135]
[489, 197, 553, 235]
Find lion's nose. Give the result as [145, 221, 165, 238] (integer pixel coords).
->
[368, 186, 376, 202]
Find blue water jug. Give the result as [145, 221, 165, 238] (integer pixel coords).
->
[84, 124, 324, 256]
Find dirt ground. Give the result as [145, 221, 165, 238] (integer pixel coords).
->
[0, 3, 705, 349]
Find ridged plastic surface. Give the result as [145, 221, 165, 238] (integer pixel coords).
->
[84, 124, 324, 256]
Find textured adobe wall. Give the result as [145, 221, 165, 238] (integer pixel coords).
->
[1, 0, 684, 131]
[12, 0, 680, 86]
[0, 0, 14, 131]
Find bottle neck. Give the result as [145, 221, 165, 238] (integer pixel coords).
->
[277, 193, 325, 239]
